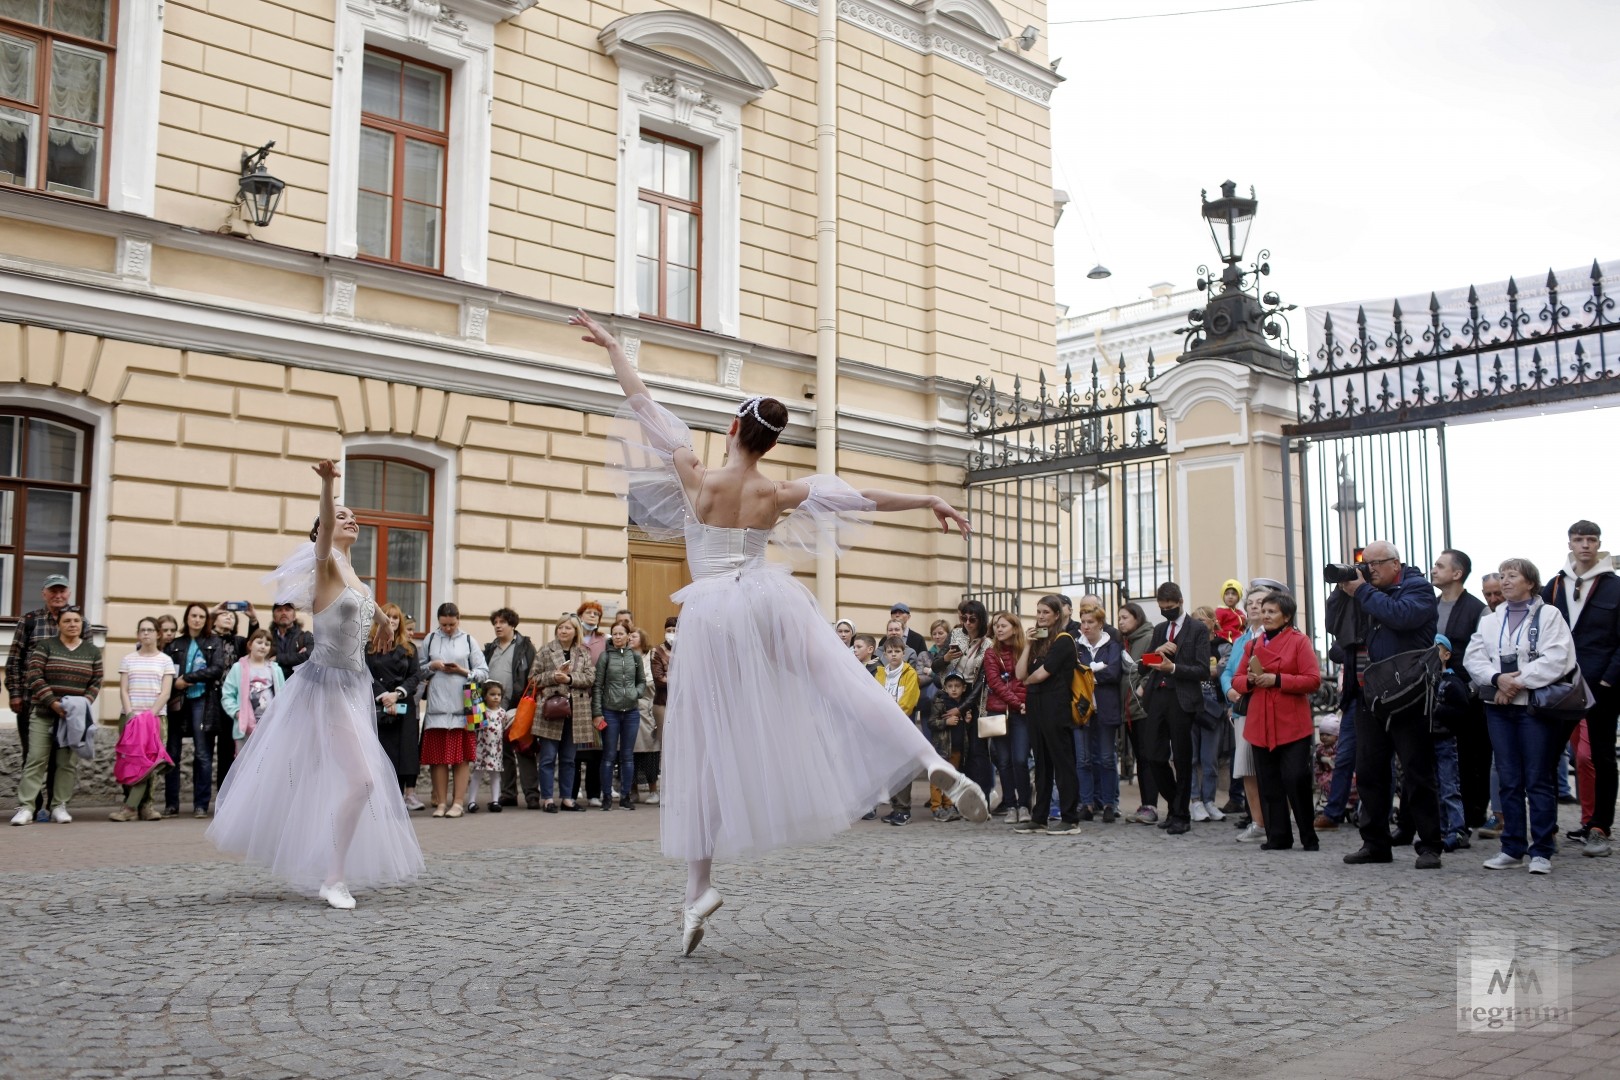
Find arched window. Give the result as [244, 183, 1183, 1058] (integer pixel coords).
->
[0, 410, 92, 619]
[345, 456, 433, 633]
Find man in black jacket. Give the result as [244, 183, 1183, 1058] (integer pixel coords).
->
[1139, 582, 1211, 835]
[486, 609, 539, 809]
[1432, 549, 1489, 830]
[1544, 520, 1620, 858]
[1339, 540, 1443, 869]
[268, 603, 313, 679]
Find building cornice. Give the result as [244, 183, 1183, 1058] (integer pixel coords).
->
[0, 195, 974, 468]
[780, 0, 1061, 107]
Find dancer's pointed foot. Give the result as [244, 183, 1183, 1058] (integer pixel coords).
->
[681, 887, 723, 956]
[929, 765, 988, 823]
[318, 882, 356, 910]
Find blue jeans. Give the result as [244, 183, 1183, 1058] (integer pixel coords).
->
[538, 727, 576, 802]
[599, 709, 638, 805]
[1433, 735, 1466, 843]
[1557, 741, 1574, 798]
[1322, 697, 1359, 821]
[1076, 722, 1120, 809]
[1485, 703, 1563, 859]
[164, 697, 212, 812]
[991, 714, 1033, 810]
[1189, 721, 1221, 805]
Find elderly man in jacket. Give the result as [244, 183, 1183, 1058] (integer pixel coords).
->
[1339, 540, 1443, 869]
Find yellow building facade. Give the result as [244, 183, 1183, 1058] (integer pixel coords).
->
[0, 0, 1062, 718]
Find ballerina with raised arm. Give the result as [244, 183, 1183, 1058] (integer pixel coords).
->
[206, 460, 424, 909]
[571, 309, 988, 956]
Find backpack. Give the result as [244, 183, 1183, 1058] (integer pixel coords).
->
[1054, 633, 1097, 728]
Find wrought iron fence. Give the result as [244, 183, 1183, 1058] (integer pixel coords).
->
[1292, 260, 1620, 434]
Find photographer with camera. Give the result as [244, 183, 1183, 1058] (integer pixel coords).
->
[1334, 541, 1444, 869]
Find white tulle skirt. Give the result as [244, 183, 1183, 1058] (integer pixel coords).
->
[206, 660, 425, 894]
[661, 564, 941, 862]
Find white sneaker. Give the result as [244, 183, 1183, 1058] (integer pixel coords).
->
[1190, 802, 1209, 822]
[1483, 852, 1523, 870]
[404, 793, 425, 811]
[1528, 856, 1552, 875]
[1235, 823, 1264, 842]
[646, 793, 660, 805]
[10, 807, 32, 826]
[49, 806, 71, 824]
[1204, 801, 1225, 821]
[318, 882, 357, 910]
[588, 797, 601, 808]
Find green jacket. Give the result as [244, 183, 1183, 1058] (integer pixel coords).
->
[592, 645, 647, 715]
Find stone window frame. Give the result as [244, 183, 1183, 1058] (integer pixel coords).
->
[0, 388, 110, 628]
[342, 434, 456, 632]
[327, 1, 533, 286]
[599, 11, 775, 339]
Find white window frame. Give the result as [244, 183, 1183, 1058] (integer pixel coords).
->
[342, 434, 455, 620]
[105, 0, 162, 215]
[599, 12, 775, 338]
[328, 1, 525, 284]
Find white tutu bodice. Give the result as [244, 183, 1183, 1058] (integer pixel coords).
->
[685, 523, 769, 579]
[207, 574, 423, 894]
[608, 395, 942, 862]
[309, 587, 373, 671]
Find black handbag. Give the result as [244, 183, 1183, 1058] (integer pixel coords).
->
[1361, 646, 1443, 722]
[1525, 606, 1595, 720]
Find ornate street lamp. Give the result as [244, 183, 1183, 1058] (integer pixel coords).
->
[237, 142, 285, 229]
[1180, 179, 1297, 375]
[1201, 179, 1257, 268]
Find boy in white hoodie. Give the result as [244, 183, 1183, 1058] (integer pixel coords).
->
[1543, 520, 1620, 857]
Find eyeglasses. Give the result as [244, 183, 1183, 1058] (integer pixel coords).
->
[1363, 557, 1399, 568]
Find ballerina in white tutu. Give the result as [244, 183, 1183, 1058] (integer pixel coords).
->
[206, 460, 425, 909]
[570, 310, 989, 956]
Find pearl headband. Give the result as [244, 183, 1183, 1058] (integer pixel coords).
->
[737, 396, 783, 433]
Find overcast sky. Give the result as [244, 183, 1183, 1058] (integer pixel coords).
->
[1047, 0, 1620, 582]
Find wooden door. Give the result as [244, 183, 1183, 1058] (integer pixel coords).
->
[628, 538, 691, 634]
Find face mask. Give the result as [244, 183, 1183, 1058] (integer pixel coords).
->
[664, 631, 676, 645]
[1160, 607, 1182, 623]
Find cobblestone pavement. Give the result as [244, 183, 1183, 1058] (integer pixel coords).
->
[3, 786, 1615, 1080]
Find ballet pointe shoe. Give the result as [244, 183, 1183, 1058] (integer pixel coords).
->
[682, 887, 723, 956]
[318, 882, 356, 910]
[930, 765, 988, 823]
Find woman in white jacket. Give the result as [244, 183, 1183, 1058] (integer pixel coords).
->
[1464, 558, 1576, 875]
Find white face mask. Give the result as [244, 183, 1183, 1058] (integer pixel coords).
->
[665, 631, 677, 645]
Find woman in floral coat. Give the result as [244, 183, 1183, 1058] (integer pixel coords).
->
[528, 615, 596, 812]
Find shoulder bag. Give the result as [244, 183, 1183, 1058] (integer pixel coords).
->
[1526, 606, 1595, 721]
[1361, 646, 1442, 723]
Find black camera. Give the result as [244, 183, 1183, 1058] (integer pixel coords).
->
[1323, 562, 1372, 584]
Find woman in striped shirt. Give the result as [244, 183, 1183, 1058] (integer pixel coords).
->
[13, 606, 102, 825]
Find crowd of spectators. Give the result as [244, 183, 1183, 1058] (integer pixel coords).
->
[6, 516, 1616, 878]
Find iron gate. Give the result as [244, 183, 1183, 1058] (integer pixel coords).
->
[965, 353, 1173, 616]
[1283, 260, 1620, 654]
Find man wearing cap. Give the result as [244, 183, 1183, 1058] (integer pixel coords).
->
[889, 603, 927, 656]
[268, 602, 314, 680]
[5, 574, 75, 813]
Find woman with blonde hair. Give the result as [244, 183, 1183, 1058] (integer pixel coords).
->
[981, 610, 1031, 822]
[366, 603, 422, 809]
[529, 614, 595, 812]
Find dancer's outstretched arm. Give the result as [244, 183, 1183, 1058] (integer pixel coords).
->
[313, 460, 339, 561]
[570, 310, 647, 401]
[777, 481, 971, 537]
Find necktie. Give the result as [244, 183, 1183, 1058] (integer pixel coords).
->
[1168, 620, 1177, 643]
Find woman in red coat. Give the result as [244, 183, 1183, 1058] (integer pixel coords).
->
[1234, 592, 1322, 851]
[982, 612, 1031, 823]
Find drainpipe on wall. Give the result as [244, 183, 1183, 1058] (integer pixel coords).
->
[813, 0, 839, 616]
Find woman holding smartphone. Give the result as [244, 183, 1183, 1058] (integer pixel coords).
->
[418, 602, 488, 819]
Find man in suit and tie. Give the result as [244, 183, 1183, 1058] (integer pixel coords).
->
[1140, 581, 1211, 834]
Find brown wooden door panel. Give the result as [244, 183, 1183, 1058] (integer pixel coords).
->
[628, 539, 691, 634]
